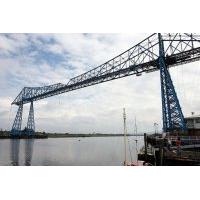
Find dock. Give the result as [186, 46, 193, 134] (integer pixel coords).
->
[137, 134, 200, 166]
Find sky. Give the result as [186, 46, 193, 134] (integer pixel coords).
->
[1, 33, 200, 134]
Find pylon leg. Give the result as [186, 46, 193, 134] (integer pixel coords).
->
[26, 101, 35, 135]
[11, 104, 23, 136]
[158, 33, 186, 132]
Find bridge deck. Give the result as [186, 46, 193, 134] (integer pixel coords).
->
[12, 33, 200, 105]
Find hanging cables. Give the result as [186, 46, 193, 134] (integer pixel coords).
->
[134, 117, 138, 161]
[182, 65, 186, 106]
[188, 64, 200, 114]
[123, 108, 128, 165]
[58, 96, 61, 105]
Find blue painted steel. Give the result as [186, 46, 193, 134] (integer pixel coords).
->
[11, 104, 23, 135]
[11, 34, 200, 106]
[158, 33, 186, 132]
[26, 101, 35, 135]
[10, 33, 200, 134]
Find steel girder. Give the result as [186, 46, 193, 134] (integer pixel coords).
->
[158, 33, 186, 132]
[26, 101, 35, 135]
[12, 33, 200, 106]
[12, 33, 160, 105]
[12, 83, 66, 105]
[11, 104, 23, 135]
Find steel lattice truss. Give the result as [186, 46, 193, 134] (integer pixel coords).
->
[158, 34, 186, 132]
[12, 33, 200, 106]
[11, 104, 23, 135]
[26, 101, 35, 135]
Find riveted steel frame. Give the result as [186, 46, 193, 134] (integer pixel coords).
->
[11, 103, 23, 135]
[158, 33, 186, 132]
[11, 33, 200, 133]
[26, 101, 35, 135]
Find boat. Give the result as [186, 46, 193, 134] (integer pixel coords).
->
[122, 108, 152, 166]
[125, 161, 153, 166]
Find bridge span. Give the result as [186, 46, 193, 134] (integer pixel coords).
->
[11, 33, 200, 136]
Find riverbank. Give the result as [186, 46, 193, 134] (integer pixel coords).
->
[0, 130, 133, 139]
[48, 133, 133, 138]
[0, 133, 48, 139]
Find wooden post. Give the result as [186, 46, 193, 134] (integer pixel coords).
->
[160, 139, 164, 166]
[144, 133, 147, 162]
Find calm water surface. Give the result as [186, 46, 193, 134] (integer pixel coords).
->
[0, 136, 143, 166]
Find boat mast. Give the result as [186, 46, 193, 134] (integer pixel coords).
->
[123, 108, 127, 165]
[134, 117, 138, 161]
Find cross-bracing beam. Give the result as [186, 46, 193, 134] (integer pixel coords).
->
[12, 33, 200, 106]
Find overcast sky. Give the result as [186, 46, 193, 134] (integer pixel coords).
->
[0, 33, 200, 134]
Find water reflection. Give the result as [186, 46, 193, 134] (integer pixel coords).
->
[10, 139, 20, 166]
[6, 136, 143, 166]
[24, 139, 34, 166]
[10, 139, 34, 166]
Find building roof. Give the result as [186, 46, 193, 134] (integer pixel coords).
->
[185, 115, 200, 120]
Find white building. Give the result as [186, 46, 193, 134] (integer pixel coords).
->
[185, 115, 200, 129]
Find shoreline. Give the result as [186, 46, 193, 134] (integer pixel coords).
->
[48, 133, 134, 138]
[0, 131, 135, 139]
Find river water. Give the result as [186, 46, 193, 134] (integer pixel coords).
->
[0, 136, 144, 166]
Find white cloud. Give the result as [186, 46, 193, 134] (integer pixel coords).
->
[0, 34, 29, 55]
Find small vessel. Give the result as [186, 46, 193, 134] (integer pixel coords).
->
[123, 108, 128, 166]
[126, 161, 153, 166]
[122, 108, 152, 166]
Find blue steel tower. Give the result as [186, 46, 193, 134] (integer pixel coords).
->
[11, 101, 35, 136]
[158, 33, 186, 132]
[11, 103, 23, 136]
[26, 101, 35, 135]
